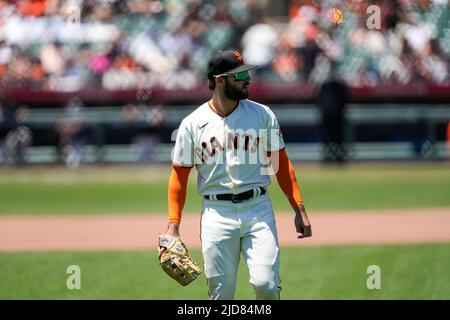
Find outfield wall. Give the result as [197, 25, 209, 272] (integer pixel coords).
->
[1, 103, 449, 166]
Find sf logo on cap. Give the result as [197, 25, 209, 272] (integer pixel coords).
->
[233, 51, 243, 62]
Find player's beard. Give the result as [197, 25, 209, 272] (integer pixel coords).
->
[224, 80, 249, 100]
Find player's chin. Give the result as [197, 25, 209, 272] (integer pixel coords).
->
[241, 88, 249, 99]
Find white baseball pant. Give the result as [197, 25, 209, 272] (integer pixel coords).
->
[200, 192, 281, 300]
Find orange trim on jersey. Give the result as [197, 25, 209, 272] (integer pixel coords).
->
[168, 166, 192, 223]
[272, 148, 303, 209]
[266, 147, 285, 157]
[208, 100, 239, 118]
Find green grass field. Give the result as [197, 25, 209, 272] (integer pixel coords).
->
[1, 243, 449, 299]
[1, 163, 449, 214]
[1, 163, 449, 300]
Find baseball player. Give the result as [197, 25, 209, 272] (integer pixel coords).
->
[160, 50, 312, 300]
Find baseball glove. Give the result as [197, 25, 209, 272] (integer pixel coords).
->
[158, 234, 202, 286]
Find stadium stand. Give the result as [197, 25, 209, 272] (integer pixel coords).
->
[0, 0, 448, 91]
[0, 0, 449, 166]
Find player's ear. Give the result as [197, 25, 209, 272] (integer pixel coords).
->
[215, 75, 225, 84]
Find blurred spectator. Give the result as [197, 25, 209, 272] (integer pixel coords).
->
[0, 102, 31, 165]
[299, 36, 322, 81]
[241, 16, 278, 75]
[55, 97, 87, 168]
[0, 0, 448, 90]
[420, 39, 449, 84]
[0, 102, 17, 139]
[121, 102, 166, 162]
[40, 42, 65, 76]
[270, 34, 301, 82]
[318, 62, 348, 164]
[163, 52, 200, 90]
[0, 102, 14, 163]
[17, 0, 47, 17]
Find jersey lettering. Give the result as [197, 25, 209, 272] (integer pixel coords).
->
[172, 100, 284, 195]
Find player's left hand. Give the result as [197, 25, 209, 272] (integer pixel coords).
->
[294, 204, 312, 239]
[158, 222, 181, 260]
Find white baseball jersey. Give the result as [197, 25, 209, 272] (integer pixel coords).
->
[172, 99, 285, 196]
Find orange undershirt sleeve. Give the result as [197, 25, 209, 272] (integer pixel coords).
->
[168, 165, 192, 224]
[271, 148, 303, 209]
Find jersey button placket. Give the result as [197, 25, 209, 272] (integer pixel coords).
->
[224, 116, 240, 231]
[223, 117, 234, 192]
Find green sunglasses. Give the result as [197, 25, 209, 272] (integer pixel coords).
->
[216, 70, 249, 81]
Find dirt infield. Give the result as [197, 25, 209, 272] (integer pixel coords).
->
[1, 208, 449, 252]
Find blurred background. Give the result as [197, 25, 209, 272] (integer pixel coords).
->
[0, 0, 449, 167]
[1, 0, 450, 300]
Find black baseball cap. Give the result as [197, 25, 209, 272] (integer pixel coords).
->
[207, 50, 257, 80]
